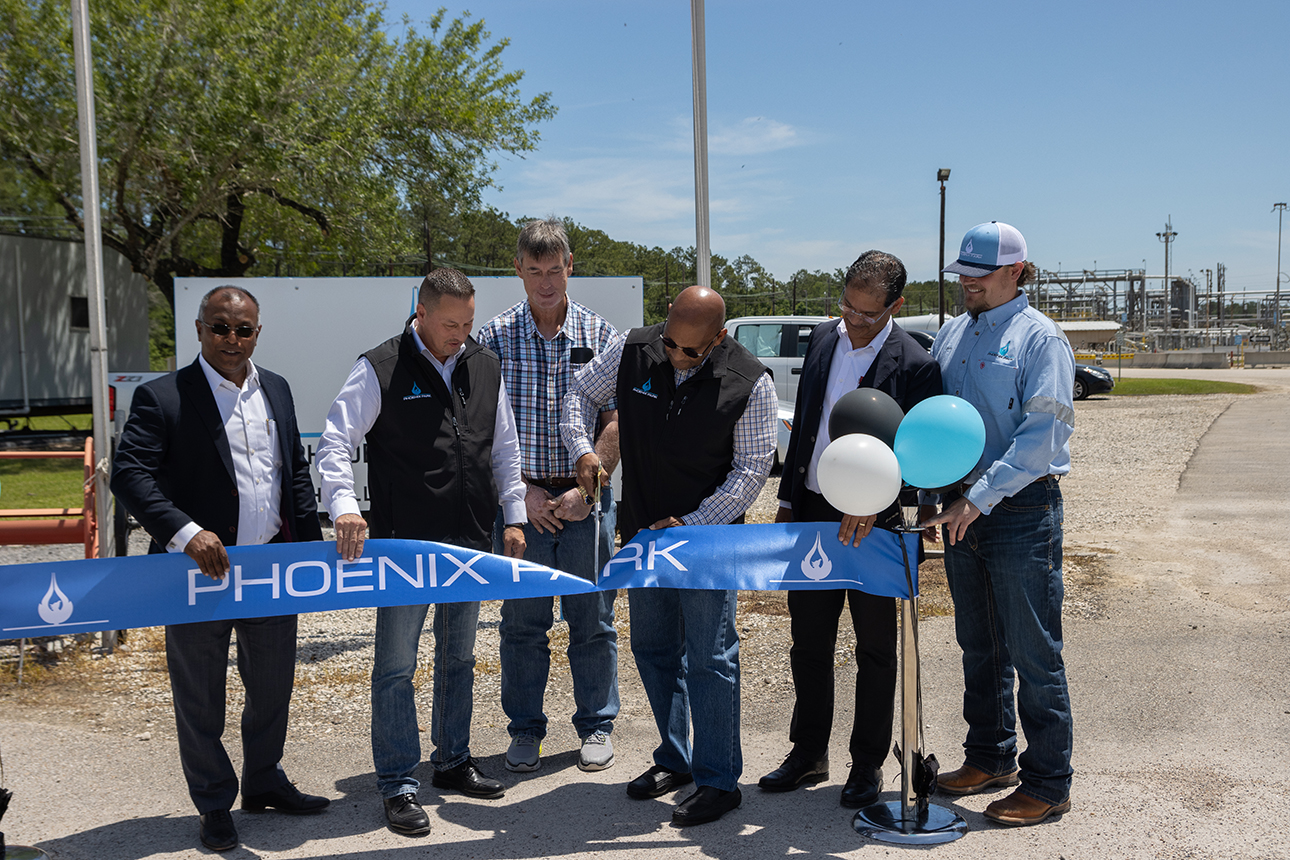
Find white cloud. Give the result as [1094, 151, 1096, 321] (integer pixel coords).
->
[708, 117, 804, 157]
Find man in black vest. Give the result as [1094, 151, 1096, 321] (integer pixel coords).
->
[758, 251, 942, 808]
[316, 268, 527, 836]
[561, 285, 777, 826]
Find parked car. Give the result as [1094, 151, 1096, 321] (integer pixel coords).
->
[726, 315, 830, 405]
[1074, 364, 1114, 400]
[906, 329, 936, 351]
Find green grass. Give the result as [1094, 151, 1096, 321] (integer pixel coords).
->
[0, 414, 93, 432]
[1108, 378, 1257, 396]
[0, 457, 85, 510]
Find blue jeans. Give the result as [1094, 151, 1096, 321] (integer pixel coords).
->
[629, 587, 741, 791]
[371, 600, 479, 799]
[943, 478, 1073, 805]
[496, 485, 619, 739]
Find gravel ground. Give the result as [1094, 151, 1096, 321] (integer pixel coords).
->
[0, 392, 1240, 751]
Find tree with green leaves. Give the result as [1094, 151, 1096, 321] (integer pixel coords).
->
[0, 0, 554, 306]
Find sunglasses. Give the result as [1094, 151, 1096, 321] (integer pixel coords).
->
[661, 332, 718, 359]
[198, 319, 258, 339]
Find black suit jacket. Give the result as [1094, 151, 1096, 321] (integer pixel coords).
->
[111, 358, 323, 554]
[778, 321, 942, 527]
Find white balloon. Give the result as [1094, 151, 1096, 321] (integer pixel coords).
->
[816, 433, 903, 516]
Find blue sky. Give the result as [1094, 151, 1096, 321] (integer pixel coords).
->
[384, 0, 1288, 295]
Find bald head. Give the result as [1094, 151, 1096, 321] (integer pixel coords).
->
[662, 285, 727, 370]
[670, 285, 725, 330]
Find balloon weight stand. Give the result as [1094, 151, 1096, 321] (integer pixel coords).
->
[853, 799, 967, 845]
[854, 530, 966, 846]
[4, 848, 51, 860]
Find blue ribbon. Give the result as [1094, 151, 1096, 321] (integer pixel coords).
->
[0, 525, 919, 636]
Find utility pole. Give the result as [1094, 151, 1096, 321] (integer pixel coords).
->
[937, 169, 950, 327]
[1156, 217, 1177, 332]
[1274, 203, 1287, 330]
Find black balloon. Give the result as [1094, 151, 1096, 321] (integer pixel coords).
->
[828, 388, 905, 449]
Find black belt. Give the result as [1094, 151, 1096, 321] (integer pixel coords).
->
[525, 475, 579, 489]
[957, 474, 1056, 495]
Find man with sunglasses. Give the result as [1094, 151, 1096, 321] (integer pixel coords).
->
[561, 285, 777, 826]
[112, 285, 328, 852]
[759, 251, 941, 809]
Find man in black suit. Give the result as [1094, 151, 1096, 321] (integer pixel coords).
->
[759, 251, 942, 808]
[111, 285, 328, 852]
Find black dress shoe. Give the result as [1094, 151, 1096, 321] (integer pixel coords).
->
[383, 793, 432, 835]
[626, 765, 695, 799]
[241, 782, 331, 814]
[758, 753, 829, 792]
[840, 764, 883, 808]
[672, 786, 742, 826]
[431, 758, 506, 799]
[199, 809, 238, 852]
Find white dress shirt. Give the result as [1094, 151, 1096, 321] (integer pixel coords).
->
[316, 323, 527, 526]
[801, 316, 894, 496]
[167, 355, 283, 552]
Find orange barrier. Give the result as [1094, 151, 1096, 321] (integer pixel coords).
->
[0, 437, 98, 558]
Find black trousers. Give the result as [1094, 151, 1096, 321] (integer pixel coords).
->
[786, 491, 897, 769]
[165, 614, 298, 812]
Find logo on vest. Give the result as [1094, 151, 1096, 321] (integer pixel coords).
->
[403, 380, 435, 401]
[632, 376, 658, 399]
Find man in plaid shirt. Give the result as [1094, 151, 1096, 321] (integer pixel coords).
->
[475, 217, 622, 775]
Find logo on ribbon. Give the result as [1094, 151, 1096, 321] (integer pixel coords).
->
[37, 572, 74, 625]
[800, 533, 832, 581]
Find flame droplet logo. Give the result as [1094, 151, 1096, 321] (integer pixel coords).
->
[38, 572, 74, 625]
[800, 533, 833, 581]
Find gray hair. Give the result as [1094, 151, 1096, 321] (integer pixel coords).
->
[197, 285, 260, 322]
[418, 268, 475, 310]
[515, 216, 571, 266]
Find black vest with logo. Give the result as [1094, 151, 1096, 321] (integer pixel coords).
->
[615, 322, 769, 541]
[362, 320, 502, 551]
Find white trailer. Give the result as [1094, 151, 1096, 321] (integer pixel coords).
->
[173, 276, 644, 509]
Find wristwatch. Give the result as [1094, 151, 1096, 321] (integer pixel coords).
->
[504, 522, 525, 530]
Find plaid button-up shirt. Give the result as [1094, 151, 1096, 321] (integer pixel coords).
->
[476, 298, 618, 480]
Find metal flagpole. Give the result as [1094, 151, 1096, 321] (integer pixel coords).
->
[71, 0, 114, 567]
[690, 0, 711, 288]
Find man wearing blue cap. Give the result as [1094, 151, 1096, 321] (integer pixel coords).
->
[922, 222, 1076, 826]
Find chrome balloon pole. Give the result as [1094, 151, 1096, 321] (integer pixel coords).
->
[853, 510, 966, 845]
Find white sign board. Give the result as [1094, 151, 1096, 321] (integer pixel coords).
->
[176, 276, 643, 510]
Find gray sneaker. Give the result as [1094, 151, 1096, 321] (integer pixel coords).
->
[505, 735, 541, 772]
[578, 731, 615, 772]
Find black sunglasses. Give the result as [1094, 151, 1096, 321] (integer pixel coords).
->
[661, 332, 718, 359]
[198, 319, 258, 339]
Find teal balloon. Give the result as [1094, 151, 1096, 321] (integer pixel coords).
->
[893, 395, 986, 489]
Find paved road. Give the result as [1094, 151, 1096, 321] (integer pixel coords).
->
[3, 368, 1288, 859]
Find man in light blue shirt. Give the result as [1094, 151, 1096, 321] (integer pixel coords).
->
[923, 222, 1075, 827]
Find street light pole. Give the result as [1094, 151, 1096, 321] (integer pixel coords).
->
[937, 169, 950, 328]
[1274, 203, 1287, 330]
[1156, 217, 1177, 333]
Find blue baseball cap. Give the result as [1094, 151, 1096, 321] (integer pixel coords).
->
[942, 221, 1028, 278]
